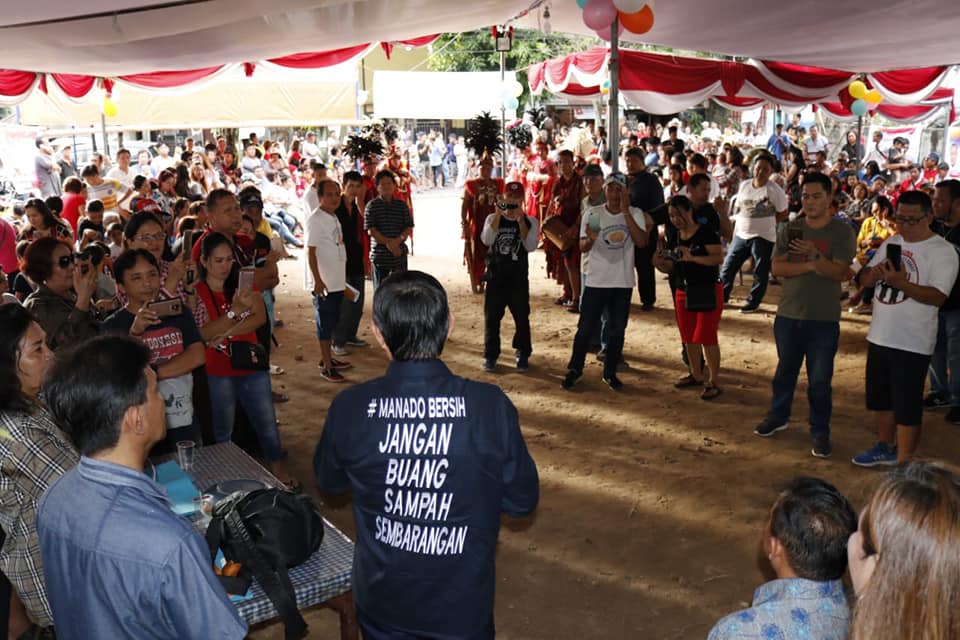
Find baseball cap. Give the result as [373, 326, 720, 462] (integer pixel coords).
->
[239, 192, 263, 208]
[132, 198, 161, 213]
[604, 172, 627, 189]
[504, 182, 524, 197]
[938, 162, 950, 171]
[582, 164, 603, 178]
[927, 151, 941, 163]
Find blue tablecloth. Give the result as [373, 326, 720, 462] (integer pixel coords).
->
[158, 443, 354, 626]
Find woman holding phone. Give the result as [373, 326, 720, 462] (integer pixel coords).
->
[194, 232, 298, 490]
[123, 211, 197, 309]
[652, 195, 725, 400]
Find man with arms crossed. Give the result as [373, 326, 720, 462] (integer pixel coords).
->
[315, 271, 539, 639]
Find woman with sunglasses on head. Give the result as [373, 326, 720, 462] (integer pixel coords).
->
[193, 232, 298, 490]
[21, 237, 99, 350]
[17, 199, 72, 243]
[123, 211, 196, 309]
[0, 305, 80, 637]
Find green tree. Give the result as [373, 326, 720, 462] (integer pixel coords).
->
[427, 29, 596, 107]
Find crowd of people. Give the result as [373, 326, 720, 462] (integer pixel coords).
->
[0, 115, 959, 639]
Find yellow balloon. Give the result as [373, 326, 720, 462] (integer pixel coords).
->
[103, 96, 118, 117]
[848, 80, 867, 100]
[865, 89, 883, 104]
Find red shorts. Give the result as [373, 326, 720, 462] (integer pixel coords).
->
[674, 283, 724, 346]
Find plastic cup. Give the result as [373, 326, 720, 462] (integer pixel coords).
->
[176, 440, 196, 471]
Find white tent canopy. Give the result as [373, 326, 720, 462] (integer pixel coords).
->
[1, 1, 959, 76]
[373, 71, 510, 120]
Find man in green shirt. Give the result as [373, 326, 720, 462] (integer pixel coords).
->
[753, 172, 856, 458]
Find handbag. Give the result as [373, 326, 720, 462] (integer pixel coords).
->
[206, 489, 325, 640]
[201, 283, 269, 371]
[684, 282, 718, 312]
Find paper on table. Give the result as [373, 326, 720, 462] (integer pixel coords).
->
[154, 460, 201, 516]
[215, 549, 254, 602]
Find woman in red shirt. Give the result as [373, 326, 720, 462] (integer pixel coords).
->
[60, 177, 86, 235]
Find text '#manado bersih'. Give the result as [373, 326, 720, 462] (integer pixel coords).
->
[373, 395, 469, 556]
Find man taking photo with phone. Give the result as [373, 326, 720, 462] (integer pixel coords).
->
[102, 248, 206, 454]
[753, 172, 855, 459]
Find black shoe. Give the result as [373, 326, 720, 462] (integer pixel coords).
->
[947, 406, 960, 424]
[596, 348, 607, 362]
[482, 359, 496, 372]
[561, 370, 581, 390]
[739, 305, 760, 314]
[641, 303, 655, 312]
[924, 392, 950, 409]
[603, 375, 624, 390]
[515, 354, 529, 372]
[812, 437, 832, 458]
[754, 418, 788, 437]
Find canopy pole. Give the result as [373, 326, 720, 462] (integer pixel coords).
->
[500, 49, 507, 179]
[608, 22, 620, 173]
[855, 114, 863, 168]
[101, 113, 110, 158]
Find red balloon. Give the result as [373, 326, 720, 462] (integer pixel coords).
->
[838, 89, 854, 111]
[619, 5, 654, 34]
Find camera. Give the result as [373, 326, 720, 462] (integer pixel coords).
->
[661, 249, 682, 261]
[497, 202, 520, 210]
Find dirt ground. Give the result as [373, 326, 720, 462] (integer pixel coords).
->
[250, 189, 960, 639]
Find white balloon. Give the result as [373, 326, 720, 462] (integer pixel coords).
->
[613, 0, 648, 13]
[511, 79, 524, 97]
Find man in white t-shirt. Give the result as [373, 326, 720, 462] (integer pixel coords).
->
[153, 142, 176, 173]
[803, 127, 829, 164]
[862, 130, 887, 168]
[307, 179, 349, 383]
[301, 132, 321, 163]
[853, 190, 960, 467]
[106, 149, 134, 189]
[719, 153, 789, 312]
[562, 173, 651, 391]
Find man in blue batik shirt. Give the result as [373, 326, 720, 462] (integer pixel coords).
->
[708, 477, 856, 640]
[37, 336, 247, 640]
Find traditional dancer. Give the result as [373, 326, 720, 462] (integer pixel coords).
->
[384, 124, 416, 254]
[461, 113, 505, 294]
[343, 124, 385, 277]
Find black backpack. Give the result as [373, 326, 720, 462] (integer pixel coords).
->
[206, 489, 325, 640]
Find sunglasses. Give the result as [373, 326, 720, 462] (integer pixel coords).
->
[57, 254, 76, 269]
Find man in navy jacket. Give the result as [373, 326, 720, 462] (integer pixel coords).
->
[315, 270, 539, 639]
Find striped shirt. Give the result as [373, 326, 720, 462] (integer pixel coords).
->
[0, 406, 79, 627]
[364, 196, 414, 270]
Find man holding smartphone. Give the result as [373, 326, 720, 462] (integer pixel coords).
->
[852, 190, 959, 466]
[753, 172, 855, 458]
[480, 182, 539, 372]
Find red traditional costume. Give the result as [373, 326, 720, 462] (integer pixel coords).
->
[461, 177, 504, 293]
[545, 170, 585, 302]
[387, 149, 415, 253]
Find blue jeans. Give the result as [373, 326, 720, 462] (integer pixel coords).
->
[207, 371, 286, 461]
[719, 235, 773, 307]
[928, 309, 960, 405]
[266, 215, 301, 247]
[768, 316, 840, 438]
[372, 259, 407, 290]
[568, 287, 631, 380]
[332, 274, 365, 346]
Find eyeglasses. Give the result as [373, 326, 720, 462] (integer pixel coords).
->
[895, 214, 928, 226]
[134, 233, 166, 243]
[57, 254, 75, 269]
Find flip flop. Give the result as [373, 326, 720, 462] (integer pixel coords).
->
[701, 385, 723, 401]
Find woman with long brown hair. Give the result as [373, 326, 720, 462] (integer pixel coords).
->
[848, 461, 960, 640]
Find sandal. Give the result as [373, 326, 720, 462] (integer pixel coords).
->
[701, 385, 723, 401]
[554, 297, 570, 306]
[674, 374, 704, 388]
[271, 391, 290, 404]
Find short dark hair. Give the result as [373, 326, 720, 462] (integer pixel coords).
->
[86, 199, 104, 214]
[557, 149, 574, 161]
[624, 147, 644, 160]
[0, 305, 40, 413]
[898, 190, 933, 215]
[123, 211, 164, 241]
[375, 169, 396, 184]
[936, 179, 960, 204]
[133, 174, 149, 190]
[113, 249, 159, 285]
[802, 171, 833, 194]
[687, 173, 711, 190]
[342, 170, 363, 185]
[80, 164, 99, 178]
[688, 153, 708, 170]
[768, 477, 857, 581]
[373, 270, 449, 361]
[116, 148, 130, 159]
[44, 336, 152, 456]
[62, 176, 84, 194]
[668, 194, 693, 213]
[206, 188, 234, 213]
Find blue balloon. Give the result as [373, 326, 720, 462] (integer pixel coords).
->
[851, 98, 868, 117]
[504, 96, 520, 111]
[576, 0, 589, 7]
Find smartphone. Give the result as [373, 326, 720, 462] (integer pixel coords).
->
[787, 228, 804, 243]
[237, 266, 255, 291]
[147, 298, 182, 318]
[886, 243, 902, 271]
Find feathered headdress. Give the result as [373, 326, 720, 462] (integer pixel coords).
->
[506, 123, 533, 150]
[344, 122, 385, 162]
[465, 112, 502, 159]
[525, 106, 547, 129]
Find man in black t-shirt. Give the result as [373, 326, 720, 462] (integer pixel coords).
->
[365, 170, 414, 289]
[480, 182, 539, 372]
[625, 147, 665, 310]
[926, 179, 960, 422]
[315, 271, 538, 640]
[332, 171, 369, 355]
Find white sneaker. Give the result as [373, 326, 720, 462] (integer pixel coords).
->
[332, 344, 349, 357]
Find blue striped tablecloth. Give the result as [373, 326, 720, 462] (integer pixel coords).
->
[170, 442, 354, 626]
